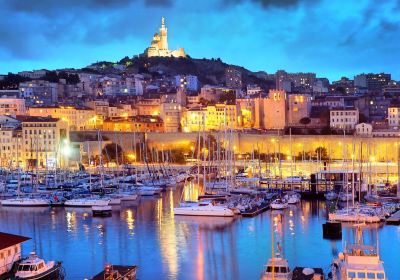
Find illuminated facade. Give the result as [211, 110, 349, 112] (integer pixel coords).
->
[17, 116, 69, 169]
[103, 115, 164, 133]
[160, 102, 183, 132]
[182, 104, 238, 132]
[287, 94, 311, 126]
[145, 17, 186, 58]
[0, 98, 26, 116]
[388, 106, 400, 128]
[28, 106, 97, 131]
[262, 90, 287, 129]
[330, 108, 359, 130]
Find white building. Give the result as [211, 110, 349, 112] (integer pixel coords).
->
[355, 123, 372, 137]
[0, 232, 30, 277]
[18, 69, 48, 79]
[19, 80, 58, 105]
[388, 106, 400, 128]
[330, 108, 359, 130]
[0, 98, 26, 116]
[175, 75, 198, 92]
[246, 84, 262, 96]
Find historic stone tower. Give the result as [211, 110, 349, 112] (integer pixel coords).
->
[144, 17, 186, 58]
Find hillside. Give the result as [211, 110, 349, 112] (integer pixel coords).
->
[91, 56, 275, 91]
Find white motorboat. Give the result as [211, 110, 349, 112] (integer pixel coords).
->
[325, 191, 338, 201]
[15, 252, 62, 279]
[270, 198, 289, 210]
[174, 200, 234, 217]
[64, 197, 110, 207]
[284, 192, 300, 204]
[1, 198, 49, 207]
[260, 253, 291, 280]
[331, 224, 387, 280]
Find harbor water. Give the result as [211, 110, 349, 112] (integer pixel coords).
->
[0, 186, 399, 279]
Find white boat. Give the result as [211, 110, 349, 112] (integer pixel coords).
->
[15, 252, 62, 279]
[325, 191, 338, 201]
[328, 208, 383, 223]
[64, 198, 110, 207]
[174, 201, 234, 217]
[284, 192, 300, 204]
[136, 186, 162, 196]
[260, 253, 291, 280]
[119, 193, 139, 201]
[331, 224, 387, 280]
[270, 198, 289, 210]
[1, 198, 49, 207]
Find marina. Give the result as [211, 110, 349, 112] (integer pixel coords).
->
[0, 183, 399, 279]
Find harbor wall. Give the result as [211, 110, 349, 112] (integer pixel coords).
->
[145, 132, 400, 162]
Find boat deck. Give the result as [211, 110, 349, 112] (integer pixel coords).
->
[91, 265, 137, 280]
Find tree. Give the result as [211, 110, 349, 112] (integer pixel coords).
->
[102, 143, 123, 163]
[299, 117, 311, 126]
[315, 147, 329, 160]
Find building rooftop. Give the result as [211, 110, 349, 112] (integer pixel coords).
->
[16, 115, 60, 122]
[0, 232, 30, 250]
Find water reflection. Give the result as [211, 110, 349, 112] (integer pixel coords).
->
[0, 189, 399, 279]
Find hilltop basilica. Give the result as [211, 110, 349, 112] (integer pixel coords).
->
[144, 17, 186, 58]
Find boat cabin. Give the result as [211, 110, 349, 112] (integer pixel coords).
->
[261, 257, 291, 280]
[15, 252, 53, 278]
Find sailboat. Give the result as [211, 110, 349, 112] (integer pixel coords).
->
[331, 223, 387, 280]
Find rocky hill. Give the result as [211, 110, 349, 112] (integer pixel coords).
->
[89, 56, 275, 91]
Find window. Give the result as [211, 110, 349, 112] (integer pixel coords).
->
[367, 273, 376, 279]
[348, 271, 356, 278]
[377, 273, 385, 279]
[358, 272, 366, 278]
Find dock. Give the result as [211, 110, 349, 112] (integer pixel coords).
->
[241, 202, 270, 217]
[386, 210, 400, 225]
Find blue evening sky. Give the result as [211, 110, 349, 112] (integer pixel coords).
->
[0, 0, 399, 81]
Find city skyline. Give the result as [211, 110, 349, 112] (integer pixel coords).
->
[0, 0, 399, 80]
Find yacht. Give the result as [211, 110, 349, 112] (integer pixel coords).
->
[174, 200, 235, 217]
[284, 192, 300, 204]
[64, 197, 110, 207]
[331, 224, 387, 280]
[1, 197, 49, 207]
[260, 253, 292, 280]
[15, 252, 62, 279]
[270, 198, 289, 210]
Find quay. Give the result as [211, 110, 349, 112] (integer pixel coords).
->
[386, 210, 400, 225]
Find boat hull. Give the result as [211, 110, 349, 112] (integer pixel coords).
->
[15, 263, 62, 280]
[174, 207, 234, 217]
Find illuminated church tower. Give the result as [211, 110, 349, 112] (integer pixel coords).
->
[145, 17, 186, 58]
